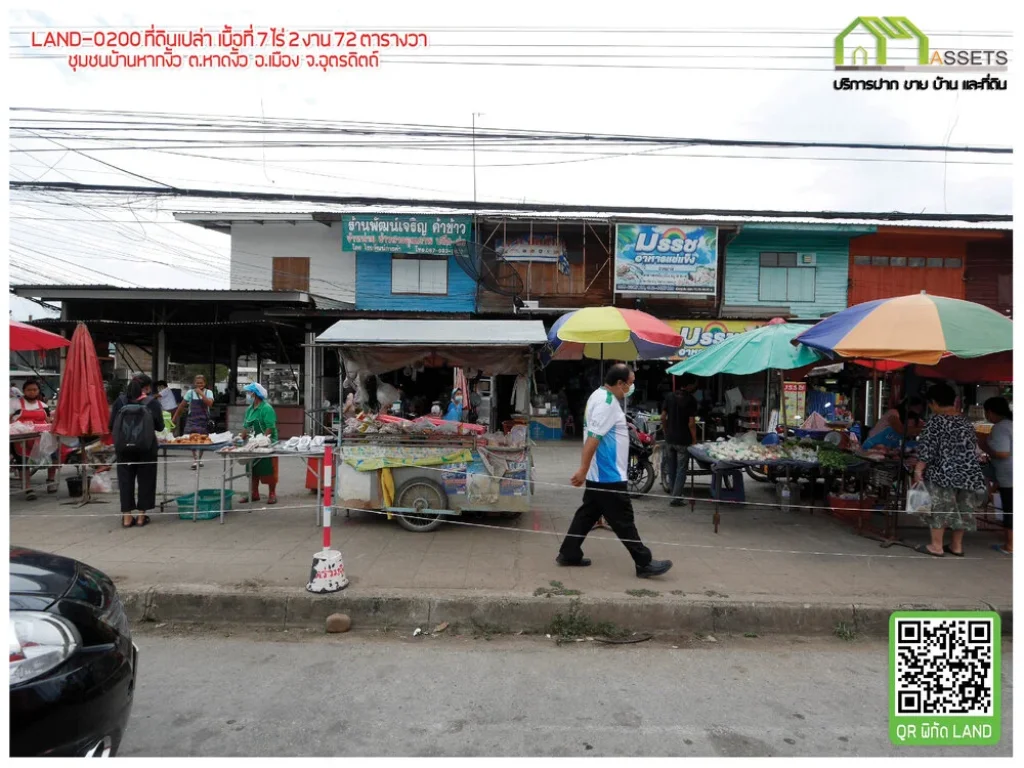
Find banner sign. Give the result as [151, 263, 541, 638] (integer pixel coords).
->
[496, 235, 565, 262]
[342, 215, 472, 255]
[783, 382, 808, 425]
[665, 319, 767, 359]
[614, 224, 718, 295]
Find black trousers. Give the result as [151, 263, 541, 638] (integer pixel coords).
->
[117, 452, 158, 513]
[559, 481, 653, 567]
[1000, 487, 1013, 530]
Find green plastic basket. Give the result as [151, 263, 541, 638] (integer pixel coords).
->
[175, 489, 234, 520]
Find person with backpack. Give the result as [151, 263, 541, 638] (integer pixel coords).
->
[172, 374, 215, 470]
[109, 374, 164, 529]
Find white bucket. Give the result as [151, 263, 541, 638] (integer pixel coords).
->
[306, 549, 349, 593]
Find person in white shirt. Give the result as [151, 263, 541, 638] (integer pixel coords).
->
[557, 364, 673, 578]
[154, 380, 178, 413]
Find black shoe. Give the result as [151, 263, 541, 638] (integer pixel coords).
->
[670, 499, 686, 507]
[636, 559, 673, 578]
[555, 555, 592, 567]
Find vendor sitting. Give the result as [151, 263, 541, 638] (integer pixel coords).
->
[862, 412, 923, 451]
[444, 388, 465, 422]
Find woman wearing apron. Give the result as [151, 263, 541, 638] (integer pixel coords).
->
[173, 374, 215, 470]
[237, 382, 279, 506]
[9, 378, 58, 500]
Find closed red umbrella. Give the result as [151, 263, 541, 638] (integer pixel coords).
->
[53, 323, 110, 437]
[10, 321, 71, 352]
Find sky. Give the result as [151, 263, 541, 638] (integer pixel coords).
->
[4, 0, 1015, 318]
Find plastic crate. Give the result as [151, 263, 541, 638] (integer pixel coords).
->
[175, 489, 234, 520]
[827, 494, 877, 524]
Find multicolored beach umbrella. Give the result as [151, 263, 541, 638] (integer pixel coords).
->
[795, 293, 1013, 366]
[542, 306, 683, 362]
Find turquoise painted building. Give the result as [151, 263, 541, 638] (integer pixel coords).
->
[722, 224, 876, 319]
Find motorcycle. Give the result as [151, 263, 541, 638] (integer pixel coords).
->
[625, 413, 656, 497]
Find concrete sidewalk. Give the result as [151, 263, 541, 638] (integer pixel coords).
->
[9, 443, 1013, 633]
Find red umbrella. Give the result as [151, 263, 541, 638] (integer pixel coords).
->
[10, 321, 71, 352]
[53, 323, 110, 437]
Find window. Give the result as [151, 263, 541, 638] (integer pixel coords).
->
[854, 255, 871, 266]
[909, 257, 925, 268]
[391, 255, 448, 295]
[890, 257, 907, 267]
[944, 258, 962, 269]
[271, 257, 310, 292]
[927, 258, 944, 268]
[758, 252, 815, 303]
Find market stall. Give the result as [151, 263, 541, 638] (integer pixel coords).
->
[9, 321, 70, 499]
[686, 432, 868, 533]
[797, 293, 1014, 547]
[315, 319, 548, 533]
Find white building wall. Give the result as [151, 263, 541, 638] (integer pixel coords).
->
[229, 222, 355, 303]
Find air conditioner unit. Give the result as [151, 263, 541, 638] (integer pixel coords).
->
[796, 252, 817, 267]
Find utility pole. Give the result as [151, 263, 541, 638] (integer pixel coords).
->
[471, 112, 483, 205]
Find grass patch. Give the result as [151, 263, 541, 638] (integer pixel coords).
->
[833, 621, 858, 642]
[534, 580, 583, 598]
[548, 598, 628, 641]
[743, 632, 759, 638]
[670, 590, 686, 596]
[625, 588, 660, 598]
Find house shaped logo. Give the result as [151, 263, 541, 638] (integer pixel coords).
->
[834, 16, 929, 68]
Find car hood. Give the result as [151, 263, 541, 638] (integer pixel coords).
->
[9, 546, 81, 610]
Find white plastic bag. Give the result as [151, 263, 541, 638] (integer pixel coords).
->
[90, 472, 112, 494]
[906, 482, 932, 515]
[29, 431, 58, 467]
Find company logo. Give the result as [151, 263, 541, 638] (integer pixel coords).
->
[834, 16, 1008, 71]
[633, 227, 706, 263]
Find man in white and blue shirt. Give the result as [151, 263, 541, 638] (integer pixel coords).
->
[557, 364, 673, 578]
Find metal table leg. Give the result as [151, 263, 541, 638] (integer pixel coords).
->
[193, 458, 201, 522]
[220, 454, 227, 525]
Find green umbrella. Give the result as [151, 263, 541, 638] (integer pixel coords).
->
[666, 321, 824, 377]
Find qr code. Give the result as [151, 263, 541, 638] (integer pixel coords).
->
[894, 617, 995, 716]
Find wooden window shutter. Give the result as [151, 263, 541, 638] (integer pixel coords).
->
[272, 257, 310, 291]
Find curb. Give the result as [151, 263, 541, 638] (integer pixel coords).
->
[120, 586, 1013, 638]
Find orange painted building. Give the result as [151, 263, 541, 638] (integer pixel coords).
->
[847, 227, 1011, 312]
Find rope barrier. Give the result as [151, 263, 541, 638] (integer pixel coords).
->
[9, 449, 1010, 516]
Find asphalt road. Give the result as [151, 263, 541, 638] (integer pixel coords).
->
[120, 628, 1013, 758]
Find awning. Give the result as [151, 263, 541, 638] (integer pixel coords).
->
[315, 319, 548, 346]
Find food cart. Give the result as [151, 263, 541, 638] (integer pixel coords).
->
[314, 319, 548, 532]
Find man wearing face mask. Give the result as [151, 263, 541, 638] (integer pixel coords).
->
[557, 364, 673, 578]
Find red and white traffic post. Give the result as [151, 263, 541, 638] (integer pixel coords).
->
[306, 445, 349, 593]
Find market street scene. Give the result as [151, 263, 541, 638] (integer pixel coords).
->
[6, 2, 1014, 761]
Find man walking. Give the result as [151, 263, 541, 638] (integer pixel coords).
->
[662, 372, 700, 507]
[557, 364, 673, 578]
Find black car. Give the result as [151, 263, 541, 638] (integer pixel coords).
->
[9, 547, 138, 757]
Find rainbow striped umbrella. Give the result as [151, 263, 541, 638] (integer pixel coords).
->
[543, 306, 683, 362]
[796, 293, 1012, 366]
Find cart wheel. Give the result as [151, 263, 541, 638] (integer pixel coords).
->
[394, 479, 447, 533]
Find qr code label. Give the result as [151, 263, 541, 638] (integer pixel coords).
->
[894, 617, 995, 716]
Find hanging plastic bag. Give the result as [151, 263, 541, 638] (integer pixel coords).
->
[29, 432, 58, 467]
[906, 482, 932, 516]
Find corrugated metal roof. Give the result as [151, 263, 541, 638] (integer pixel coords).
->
[316, 319, 548, 346]
[174, 208, 1011, 231]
